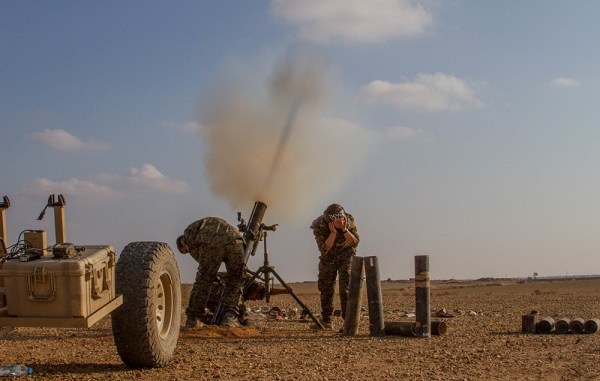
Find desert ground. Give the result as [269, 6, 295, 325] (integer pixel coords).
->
[1, 277, 600, 380]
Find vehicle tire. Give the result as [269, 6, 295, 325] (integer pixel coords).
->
[111, 241, 181, 368]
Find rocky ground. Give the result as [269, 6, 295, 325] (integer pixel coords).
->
[1, 278, 600, 380]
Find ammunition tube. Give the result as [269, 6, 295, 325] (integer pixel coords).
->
[585, 318, 600, 334]
[536, 317, 555, 334]
[414, 255, 430, 338]
[384, 321, 447, 336]
[343, 256, 364, 336]
[521, 312, 538, 334]
[384, 321, 415, 337]
[365, 256, 385, 337]
[555, 318, 570, 334]
[569, 318, 585, 334]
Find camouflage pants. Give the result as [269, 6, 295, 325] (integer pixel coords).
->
[187, 238, 245, 319]
[317, 247, 355, 321]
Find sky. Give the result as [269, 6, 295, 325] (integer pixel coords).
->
[2, 0, 600, 283]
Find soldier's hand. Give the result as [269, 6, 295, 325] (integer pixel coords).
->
[332, 217, 346, 230]
[328, 221, 337, 233]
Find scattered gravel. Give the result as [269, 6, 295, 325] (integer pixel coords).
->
[1, 278, 600, 380]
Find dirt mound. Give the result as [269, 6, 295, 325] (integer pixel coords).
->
[182, 325, 261, 338]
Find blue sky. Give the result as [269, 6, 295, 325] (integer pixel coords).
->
[2, 1, 600, 283]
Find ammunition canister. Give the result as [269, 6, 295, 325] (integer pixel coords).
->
[584, 318, 600, 334]
[555, 318, 570, 334]
[364, 256, 385, 337]
[414, 255, 430, 338]
[569, 318, 585, 334]
[342, 256, 364, 336]
[384, 321, 447, 336]
[536, 317, 555, 334]
[432, 320, 448, 335]
[384, 321, 415, 337]
[521, 312, 538, 334]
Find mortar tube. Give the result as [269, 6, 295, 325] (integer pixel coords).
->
[242, 201, 267, 263]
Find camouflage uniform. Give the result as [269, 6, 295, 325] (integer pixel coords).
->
[310, 212, 359, 322]
[203, 272, 266, 325]
[183, 217, 245, 321]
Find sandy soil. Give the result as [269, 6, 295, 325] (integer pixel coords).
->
[1, 278, 600, 380]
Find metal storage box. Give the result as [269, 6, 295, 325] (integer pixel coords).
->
[0, 245, 121, 328]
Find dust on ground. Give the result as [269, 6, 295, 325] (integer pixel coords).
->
[1, 278, 600, 380]
[184, 325, 261, 339]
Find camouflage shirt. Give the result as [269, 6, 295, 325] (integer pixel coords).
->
[310, 212, 359, 256]
[183, 217, 243, 261]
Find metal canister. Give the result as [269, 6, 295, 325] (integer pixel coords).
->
[555, 318, 570, 334]
[569, 318, 585, 334]
[521, 311, 538, 334]
[584, 318, 600, 334]
[536, 317, 555, 334]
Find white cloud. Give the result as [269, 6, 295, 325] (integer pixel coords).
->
[385, 126, 424, 140]
[270, 0, 433, 44]
[21, 164, 191, 201]
[361, 72, 483, 112]
[29, 129, 111, 152]
[126, 164, 192, 194]
[550, 77, 580, 88]
[29, 177, 123, 202]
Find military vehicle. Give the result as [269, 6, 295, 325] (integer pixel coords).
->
[0, 194, 181, 368]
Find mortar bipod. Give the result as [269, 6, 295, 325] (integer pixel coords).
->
[245, 227, 325, 329]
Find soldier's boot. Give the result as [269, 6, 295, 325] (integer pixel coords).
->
[238, 312, 252, 327]
[182, 314, 204, 330]
[221, 312, 241, 328]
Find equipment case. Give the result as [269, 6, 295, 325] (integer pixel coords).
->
[0, 245, 122, 328]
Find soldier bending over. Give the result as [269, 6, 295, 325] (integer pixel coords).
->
[177, 216, 245, 328]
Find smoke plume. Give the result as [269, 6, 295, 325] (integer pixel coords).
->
[199, 48, 369, 222]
